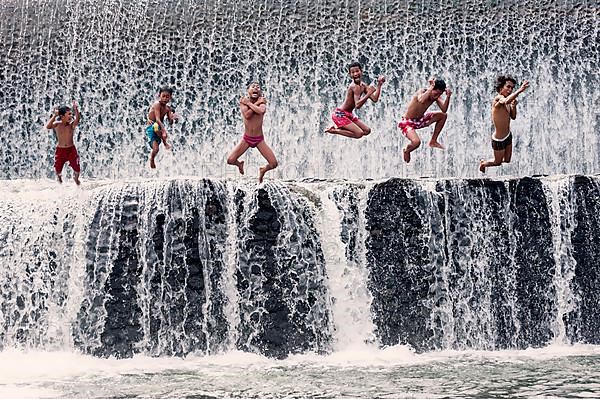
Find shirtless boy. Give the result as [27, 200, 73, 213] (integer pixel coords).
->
[479, 76, 529, 173]
[227, 82, 278, 183]
[45, 102, 81, 185]
[146, 86, 178, 168]
[398, 78, 451, 163]
[325, 61, 385, 139]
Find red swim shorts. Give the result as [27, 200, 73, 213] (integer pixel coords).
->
[331, 108, 359, 127]
[398, 112, 434, 136]
[243, 134, 264, 148]
[54, 146, 80, 174]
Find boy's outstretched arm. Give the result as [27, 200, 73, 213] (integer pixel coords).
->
[436, 88, 452, 113]
[72, 101, 80, 128]
[369, 76, 386, 103]
[495, 80, 529, 108]
[46, 109, 58, 129]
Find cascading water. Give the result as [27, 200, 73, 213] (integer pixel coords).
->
[2, 0, 600, 397]
[0, 0, 598, 179]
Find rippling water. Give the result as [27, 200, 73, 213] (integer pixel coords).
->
[2, 345, 600, 398]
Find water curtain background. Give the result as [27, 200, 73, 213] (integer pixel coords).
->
[0, 0, 597, 180]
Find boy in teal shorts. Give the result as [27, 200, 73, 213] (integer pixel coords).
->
[146, 86, 178, 168]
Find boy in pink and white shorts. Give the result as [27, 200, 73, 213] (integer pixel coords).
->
[398, 77, 452, 163]
[326, 61, 385, 139]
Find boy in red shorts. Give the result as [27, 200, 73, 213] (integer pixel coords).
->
[325, 61, 385, 139]
[398, 77, 451, 163]
[45, 102, 81, 185]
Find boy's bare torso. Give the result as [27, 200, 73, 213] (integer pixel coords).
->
[404, 89, 435, 119]
[492, 96, 512, 139]
[241, 98, 265, 136]
[339, 82, 370, 112]
[147, 102, 170, 124]
[53, 122, 75, 148]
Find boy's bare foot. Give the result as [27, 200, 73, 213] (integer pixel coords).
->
[325, 126, 337, 134]
[479, 159, 486, 173]
[74, 176, 81, 185]
[238, 160, 244, 175]
[57, 174, 63, 184]
[259, 166, 267, 183]
[150, 157, 156, 169]
[403, 146, 411, 163]
[429, 141, 445, 150]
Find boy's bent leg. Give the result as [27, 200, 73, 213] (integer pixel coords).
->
[479, 149, 505, 173]
[73, 172, 81, 185]
[227, 139, 250, 175]
[354, 120, 372, 136]
[256, 141, 278, 183]
[427, 111, 447, 149]
[326, 122, 365, 139]
[402, 127, 421, 163]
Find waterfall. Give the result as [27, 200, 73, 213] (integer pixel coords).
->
[314, 182, 376, 350]
[1, 0, 597, 180]
[543, 177, 577, 343]
[2, 176, 600, 357]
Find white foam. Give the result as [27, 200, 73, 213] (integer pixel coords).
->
[3, 343, 600, 385]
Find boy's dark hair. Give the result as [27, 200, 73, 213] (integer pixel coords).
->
[57, 106, 70, 116]
[495, 75, 517, 92]
[347, 61, 362, 71]
[159, 86, 173, 95]
[433, 78, 446, 91]
[248, 81, 261, 89]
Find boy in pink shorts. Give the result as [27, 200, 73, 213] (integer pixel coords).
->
[398, 78, 451, 163]
[227, 82, 278, 183]
[326, 62, 385, 139]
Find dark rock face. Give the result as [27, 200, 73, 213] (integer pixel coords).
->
[365, 177, 559, 352]
[72, 180, 332, 359]
[509, 178, 556, 348]
[235, 185, 332, 358]
[365, 179, 437, 351]
[568, 176, 600, 343]
[73, 180, 231, 358]
[73, 187, 143, 358]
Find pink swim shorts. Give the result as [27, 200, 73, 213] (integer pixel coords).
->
[398, 112, 434, 136]
[331, 108, 359, 127]
[243, 134, 264, 148]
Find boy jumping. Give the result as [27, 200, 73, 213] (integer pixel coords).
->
[146, 86, 178, 168]
[398, 78, 451, 163]
[479, 76, 529, 173]
[326, 61, 385, 139]
[227, 82, 278, 183]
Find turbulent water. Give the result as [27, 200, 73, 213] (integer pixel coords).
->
[0, 0, 598, 179]
[2, 346, 600, 398]
[2, 0, 600, 397]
